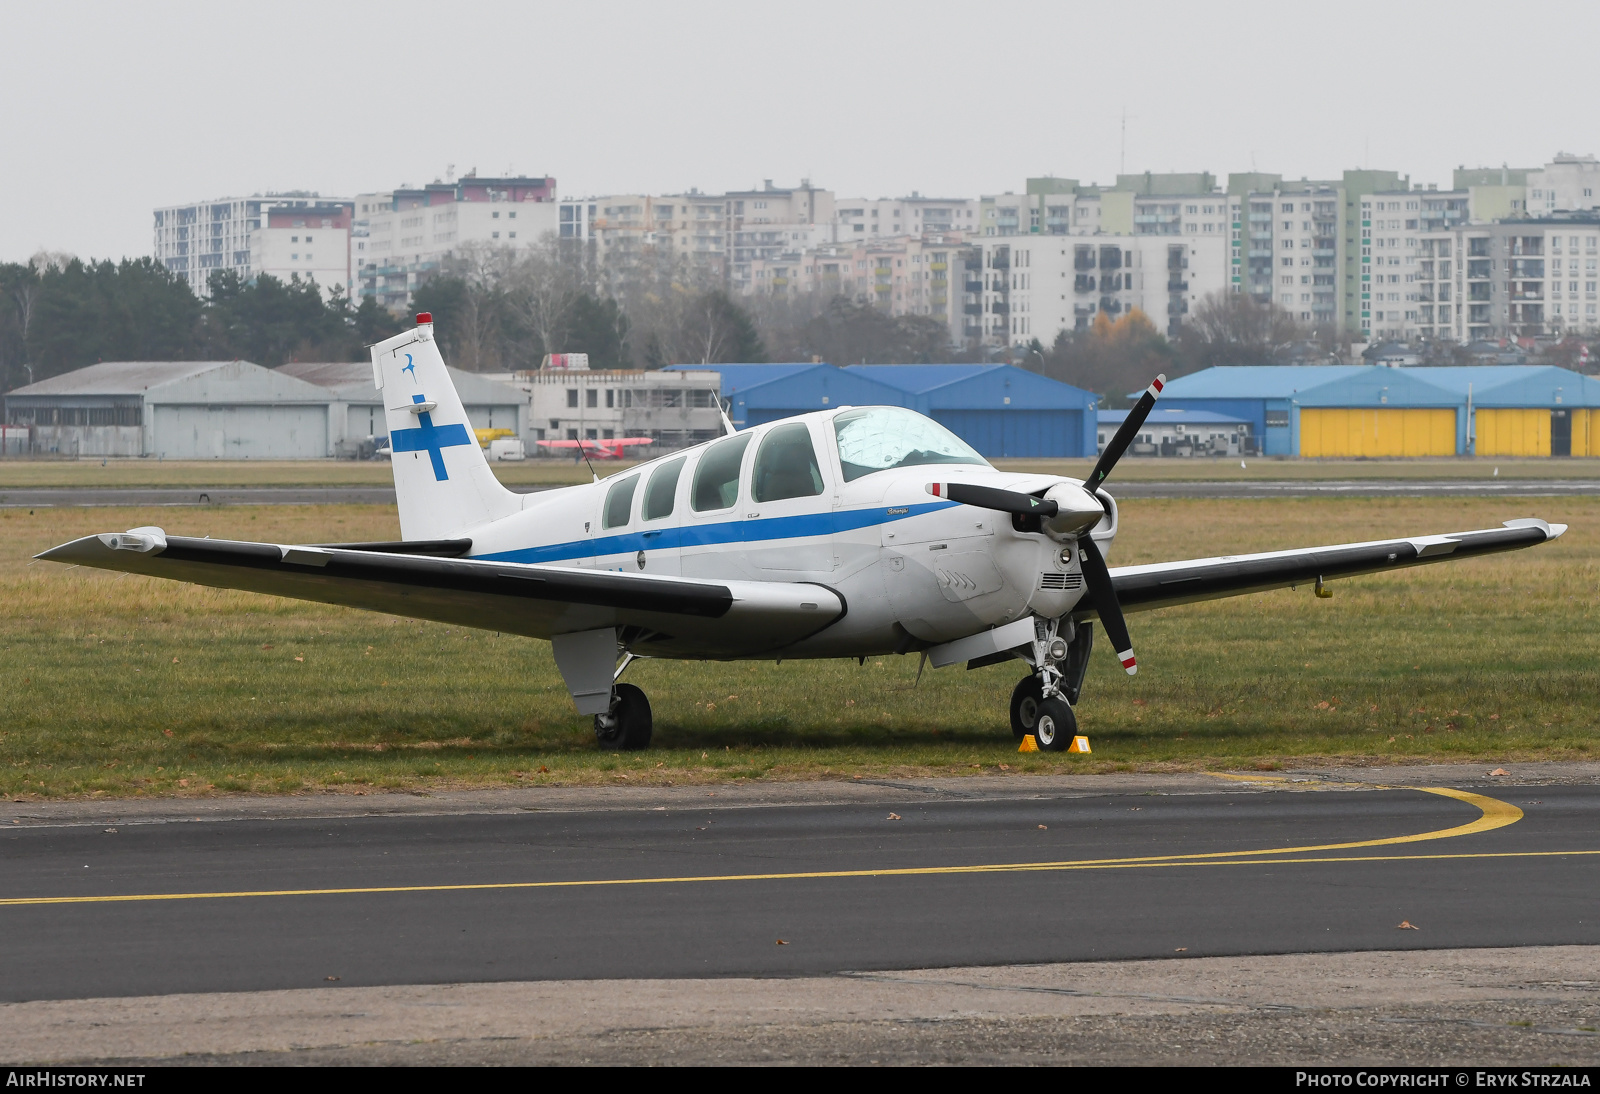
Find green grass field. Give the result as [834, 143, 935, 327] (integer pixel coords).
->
[0, 459, 609, 489]
[2, 454, 1597, 489]
[1, 495, 1595, 799]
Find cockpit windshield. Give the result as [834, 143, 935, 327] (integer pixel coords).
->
[832, 406, 991, 482]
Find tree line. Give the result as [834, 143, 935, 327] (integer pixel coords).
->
[0, 255, 406, 393]
[2, 238, 1456, 407]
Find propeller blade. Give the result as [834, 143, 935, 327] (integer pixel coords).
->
[926, 482, 1058, 518]
[1077, 535, 1136, 675]
[1086, 374, 1166, 491]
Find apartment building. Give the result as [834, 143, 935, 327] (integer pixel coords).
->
[250, 202, 353, 300]
[1527, 153, 1600, 216]
[565, 193, 732, 277]
[834, 195, 977, 239]
[350, 175, 557, 310]
[152, 193, 353, 298]
[1357, 189, 1600, 343]
[556, 182, 834, 289]
[1356, 190, 1425, 341]
[745, 235, 971, 343]
[1415, 218, 1600, 342]
[974, 233, 1227, 346]
[979, 179, 1102, 236]
[725, 181, 835, 290]
[1218, 171, 1405, 338]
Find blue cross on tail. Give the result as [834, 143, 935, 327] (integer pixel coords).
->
[390, 394, 474, 481]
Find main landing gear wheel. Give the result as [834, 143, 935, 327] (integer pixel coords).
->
[595, 683, 653, 751]
[1031, 695, 1078, 752]
[1009, 676, 1044, 739]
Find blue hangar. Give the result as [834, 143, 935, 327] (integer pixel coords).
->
[1155, 364, 1600, 457]
[667, 363, 1099, 458]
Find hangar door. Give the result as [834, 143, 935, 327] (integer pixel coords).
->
[152, 405, 329, 459]
[932, 410, 1082, 458]
[1299, 409, 1455, 457]
[1474, 408, 1598, 457]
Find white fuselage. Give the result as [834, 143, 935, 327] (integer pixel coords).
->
[460, 408, 1115, 660]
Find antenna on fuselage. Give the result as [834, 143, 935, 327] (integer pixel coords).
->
[716, 392, 736, 436]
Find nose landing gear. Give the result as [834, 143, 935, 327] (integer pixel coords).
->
[1010, 619, 1094, 751]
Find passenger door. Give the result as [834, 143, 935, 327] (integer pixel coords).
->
[680, 433, 754, 580]
[742, 420, 836, 578]
[636, 455, 687, 576]
[593, 471, 642, 573]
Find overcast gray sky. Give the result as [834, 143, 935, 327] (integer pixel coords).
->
[3, 0, 1595, 264]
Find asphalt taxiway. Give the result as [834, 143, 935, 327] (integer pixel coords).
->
[1, 769, 1595, 1005]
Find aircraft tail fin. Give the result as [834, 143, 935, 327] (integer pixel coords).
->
[372, 315, 520, 541]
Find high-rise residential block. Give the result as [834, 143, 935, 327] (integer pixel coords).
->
[1527, 153, 1600, 216]
[152, 193, 353, 299]
[1416, 218, 1600, 342]
[350, 175, 557, 310]
[975, 233, 1226, 347]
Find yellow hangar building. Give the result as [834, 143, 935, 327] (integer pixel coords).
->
[1157, 365, 1600, 457]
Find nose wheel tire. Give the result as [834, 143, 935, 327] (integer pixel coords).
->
[1009, 675, 1045, 739]
[1031, 695, 1078, 751]
[595, 683, 653, 750]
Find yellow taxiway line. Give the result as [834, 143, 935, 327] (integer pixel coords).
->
[0, 785, 1543, 908]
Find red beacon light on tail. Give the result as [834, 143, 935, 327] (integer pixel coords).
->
[415, 312, 433, 325]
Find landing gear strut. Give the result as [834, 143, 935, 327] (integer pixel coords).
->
[595, 682, 653, 750]
[1010, 618, 1094, 751]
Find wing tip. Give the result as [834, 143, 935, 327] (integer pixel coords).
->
[1502, 517, 1566, 541]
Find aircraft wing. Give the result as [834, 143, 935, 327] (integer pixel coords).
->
[37, 532, 845, 658]
[1107, 518, 1566, 614]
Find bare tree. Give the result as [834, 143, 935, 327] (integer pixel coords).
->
[436, 242, 516, 370]
[501, 234, 591, 364]
[1179, 291, 1306, 369]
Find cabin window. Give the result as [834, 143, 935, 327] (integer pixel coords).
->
[602, 475, 639, 530]
[643, 456, 686, 520]
[752, 423, 823, 502]
[691, 434, 752, 512]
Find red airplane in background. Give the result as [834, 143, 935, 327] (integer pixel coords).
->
[536, 437, 654, 460]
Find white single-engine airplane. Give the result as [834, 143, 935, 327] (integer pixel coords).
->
[41, 316, 1568, 750]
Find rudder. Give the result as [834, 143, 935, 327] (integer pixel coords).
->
[373, 315, 520, 541]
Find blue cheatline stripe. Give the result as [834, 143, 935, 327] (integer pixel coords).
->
[476, 501, 958, 565]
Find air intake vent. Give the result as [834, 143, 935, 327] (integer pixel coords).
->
[1040, 572, 1084, 590]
